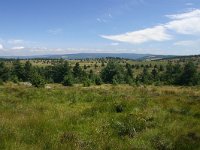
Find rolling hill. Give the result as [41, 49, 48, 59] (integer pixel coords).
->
[0, 53, 175, 60]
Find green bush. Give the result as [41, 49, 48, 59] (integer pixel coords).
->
[115, 103, 125, 113]
[10, 75, 19, 83]
[83, 79, 91, 87]
[101, 61, 125, 84]
[30, 73, 46, 88]
[62, 74, 74, 86]
[95, 76, 102, 85]
[112, 115, 147, 138]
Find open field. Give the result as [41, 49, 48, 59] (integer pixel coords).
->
[1, 1, 200, 150]
[2, 56, 200, 76]
[0, 83, 200, 149]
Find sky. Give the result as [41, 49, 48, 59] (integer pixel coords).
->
[0, 0, 200, 56]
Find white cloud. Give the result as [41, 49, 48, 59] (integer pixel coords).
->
[101, 26, 171, 44]
[165, 9, 200, 34]
[101, 9, 200, 44]
[48, 28, 63, 35]
[0, 44, 3, 50]
[11, 46, 25, 50]
[166, 9, 200, 19]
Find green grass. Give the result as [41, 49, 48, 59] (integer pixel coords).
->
[0, 83, 200, 149]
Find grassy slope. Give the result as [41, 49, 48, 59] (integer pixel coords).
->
[16, 57, 200, 75]
[0, 83, 200, 150]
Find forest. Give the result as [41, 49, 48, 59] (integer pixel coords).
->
[0, 57, 200, 88]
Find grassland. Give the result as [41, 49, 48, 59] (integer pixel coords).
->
[0, 83, 200, 149]
[17, 56, 200, 74]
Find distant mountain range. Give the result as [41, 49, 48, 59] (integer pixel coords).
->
[0, 53, 176, 60]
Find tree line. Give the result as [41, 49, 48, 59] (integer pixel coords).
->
[0, 59, 200, 87]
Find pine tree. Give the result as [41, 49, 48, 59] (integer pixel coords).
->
[159, 65, 164, 71]
[24, 61, 33, 81]
[52, 61, 71, 83]
[125, 63, 134, 84]
[73, 62, 86, 82]
[151, 68, 158, 80]
[140, 67, 152, 84]
[180, 62, 199, 85]
[101, 61, 125, 84]
[12, 60, 25, 81]
[30, 71, 46, 88]
[0, 62, 10, 82]
[62, 73, 74, 86]
[95, 76, 102, 85]
[125, 63, 133, 78]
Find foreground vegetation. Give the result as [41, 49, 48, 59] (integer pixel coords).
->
[0, 83, 200, 149]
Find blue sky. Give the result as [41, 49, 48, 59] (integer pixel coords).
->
[0, 0, 200, 56]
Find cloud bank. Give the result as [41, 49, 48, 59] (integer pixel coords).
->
[101, 9, 200, 44]
[101, 26, 171, 44]
[11, 46, 25, 50]
[0, 44, 3, 50]
[165, 9, 200, 34]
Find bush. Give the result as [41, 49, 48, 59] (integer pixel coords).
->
[83, 79, 91, 87]
[30, 73, 46, 88]
[95, 77, 102, 85]
[112, 115, 147, 138]
[62, 74, 74, 86]
[101, 61, 125, 84]
[115, 104, 124, 113]
[10, 75, 19, 83]
[125, 76, 134, 85]
[112, 79, 118, 85]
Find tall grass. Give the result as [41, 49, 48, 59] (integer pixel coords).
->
[0, 83, 200, 149]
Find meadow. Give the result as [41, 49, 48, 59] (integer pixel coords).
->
[0, 83, 200, 150]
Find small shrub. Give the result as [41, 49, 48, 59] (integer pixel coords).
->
[115, 104, 124, 113]
[112, 78, 118, 85]
[83, 79, 91, 87]
[10, 75, 19, 83]
[30, 73, 45, 88]
[112, 115, 147, 138]
[62, 74, 74, 86]
[95, 77, 102, 85]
